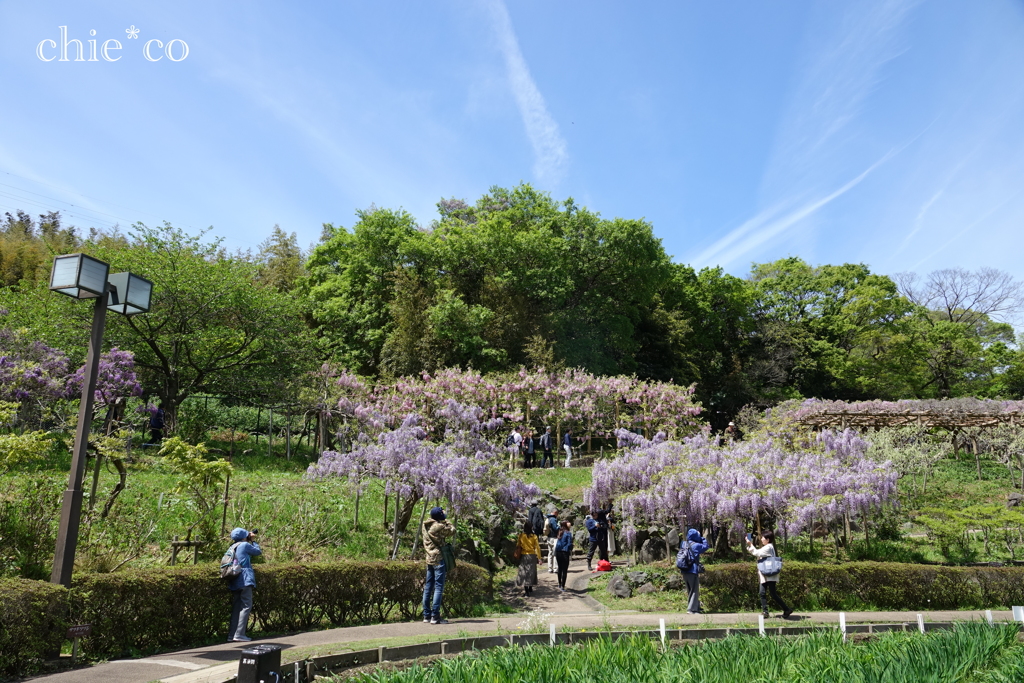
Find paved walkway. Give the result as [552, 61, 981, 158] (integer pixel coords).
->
[29, 559, 1014, 683]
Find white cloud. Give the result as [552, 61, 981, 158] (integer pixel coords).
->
[693, 149, 898, 270]
[485, 0, 568, 186]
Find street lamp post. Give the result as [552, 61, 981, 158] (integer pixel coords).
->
[48, 254, 152, 587]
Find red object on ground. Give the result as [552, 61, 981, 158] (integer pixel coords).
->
[596, 559, 612, 571]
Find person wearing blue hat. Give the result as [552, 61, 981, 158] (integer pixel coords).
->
[422, 507, 455, 625]
[225, 527, 261, 642]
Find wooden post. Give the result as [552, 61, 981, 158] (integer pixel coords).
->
[973, 437, 982, 482]
[269, 408, 274, 457]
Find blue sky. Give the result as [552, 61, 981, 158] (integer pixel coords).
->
[1, 1, 1023, 283]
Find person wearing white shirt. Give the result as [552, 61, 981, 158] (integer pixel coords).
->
[746, 530, 793, 619]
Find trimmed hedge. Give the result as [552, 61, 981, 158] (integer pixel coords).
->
[70, 561, 491, 659]
[1, 561, 491, 674]
[0, 578, 68, 677]
[678, 562, 1024, 612]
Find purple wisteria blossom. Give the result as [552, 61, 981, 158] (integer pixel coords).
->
[0, 327, 69, 403]
[308, 400, 539, 516]
[66, 347, 143, 406]
[585, 428, 897, 537]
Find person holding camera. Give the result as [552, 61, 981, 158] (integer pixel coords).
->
[226, 527, 262, 642]
[746, 530, 793, 619]
[422, 507, 455, 624]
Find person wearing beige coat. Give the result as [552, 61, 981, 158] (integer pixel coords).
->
[422, 507, 455, 624]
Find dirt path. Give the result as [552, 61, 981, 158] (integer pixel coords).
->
[504, 553, 601, 615]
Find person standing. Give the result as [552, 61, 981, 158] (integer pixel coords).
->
[677, 528, 709, 614]
[523, 430, 536, 469]
[527, 500, 545, 537]
[725, 422, 741, 442]
[746, 530, 793, 619]
[149, 403, 165, 444]
[595, 509, 610, 562]
[226, 527, 261, 642]
[507, 427, 523, 469]
[562, 429, 574, 468]
[540, 426, 554, 469]
[422, 507, 456, 624]
[543, 509, 560, 573]
[515, 521, 542, 595]
[584, 514, 599, 571]
[554, 521, 574, 591]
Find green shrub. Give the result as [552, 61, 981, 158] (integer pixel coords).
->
[693, 562, 1024, 612]
[0, 578, 68, 677]
[68, 561, 491, 659]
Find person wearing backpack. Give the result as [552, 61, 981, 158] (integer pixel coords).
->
[746, 530, 793, 619]
[543, 510, 560, 573]
[676, 528, 709, 614]
[554, 521, 574, 591]
[422, 507, 456, 624]
[224, 527, 261, 642]
[506, 427, 523, 460]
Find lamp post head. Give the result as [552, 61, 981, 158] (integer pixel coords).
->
[106, 272, 153, 315]
[49, 254, 110, 299]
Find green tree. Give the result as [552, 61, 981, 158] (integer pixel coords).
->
[91, 224, 311, 428]
[302, 208, 420, 374]
[256, 225, 305, 292]
[747, 257, 919, 400]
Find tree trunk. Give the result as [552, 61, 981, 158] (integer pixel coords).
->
[410, 499, 429, 557]
[973, 437, 982, 482]
[396, 494, 421, 533]
[101, 458, 128, 519]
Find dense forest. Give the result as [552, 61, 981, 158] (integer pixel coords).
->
[1, 184, 1022, 429]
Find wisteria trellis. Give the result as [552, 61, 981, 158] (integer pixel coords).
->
[584, 428, 898, 545]
[313, 365, 703, 448]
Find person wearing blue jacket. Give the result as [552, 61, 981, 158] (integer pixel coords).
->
[678, 528, 709, 614]
[554, 521, 574, 591]
[226, 527, 262, 642]
[584, 514, 599, 571]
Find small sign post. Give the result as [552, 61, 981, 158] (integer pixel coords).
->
[66, 624, 92, 662]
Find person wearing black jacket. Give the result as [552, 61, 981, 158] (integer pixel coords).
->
[595, 509, 610, 562]
[540, 427, 554, 468]
[523, 431, 536, 469]
[527, 501, 545, 536]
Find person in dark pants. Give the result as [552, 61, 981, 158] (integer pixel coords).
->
[149, 404, 165, 444]
[678, 528, 709, 614]
[226, 527, 261, 642]
[540, 426, 554, 468]
[554, 521, 574, 591]
[595, 509, 610, 561]
[523, 430, 536, 469]
[584, 514, 599, 571]
[527, 500, 545, 536]
[747, 530, 793, 619]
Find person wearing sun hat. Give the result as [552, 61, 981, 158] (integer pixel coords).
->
[422, 506, 455, 625]
[226, 527, 261, 642]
